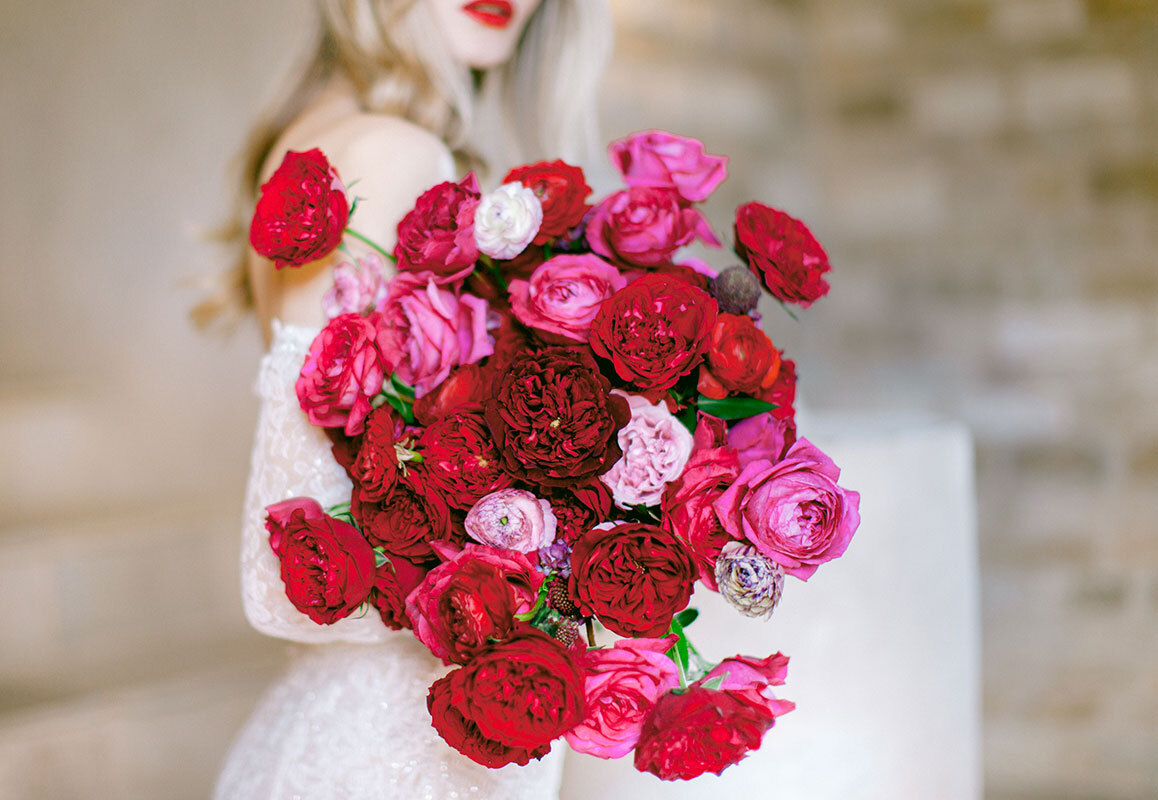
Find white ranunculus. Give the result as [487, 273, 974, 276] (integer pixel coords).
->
[473, 182, 543, 260]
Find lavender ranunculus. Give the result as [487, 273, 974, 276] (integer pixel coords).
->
[714, 542, 785, 619]
[465, 489, 558, 553]
[600, 392, 694, 509]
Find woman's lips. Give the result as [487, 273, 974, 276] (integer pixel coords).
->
[461, 0, 514, 29]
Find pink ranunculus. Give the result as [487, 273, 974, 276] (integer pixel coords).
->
[464, 489, 557, 553]
[661, 445, 742, 590]
[322, 253, 390, 318]
[586, 187, 720, 269]
[600, 392, 695, 509]
[378, 271, 494, 397]
[699, 653, 796, 721]
[295, 312, 394, 436]
[608, 130, 729, 204]
[508, 254, 626, 342]
[565, 637, 681, 759]
[713, 438, 861, 580]
[728, 411, 797, 468]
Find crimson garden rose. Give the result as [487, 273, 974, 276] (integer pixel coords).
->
[547, 482, 614, 545]
[265, 497, 375, 625]
[734, 202, 830, 307]
[351, 467, 458, 561]
[504, 159, 592, 244]
[394, 173, 480, 281]
[249, 148, 348, 269]
[762, 356, 797, 422]
[485, 347, 630, 486]
[427, 674, 547, 768]
[660, 445, 743, 590]
[408, 556, 519, 664]
[412, 363, 489, 426]
[589, 274, 718, 391]
[698, 313, 782, 399]
[418, 408, 512, 510]
[351, 405, 400, 502]
[569, 522, 697, 638]
[296, 312, 394, 436]
[369, 557, 427, 631]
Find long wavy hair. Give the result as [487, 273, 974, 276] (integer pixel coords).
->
[194, 0, 612, 327]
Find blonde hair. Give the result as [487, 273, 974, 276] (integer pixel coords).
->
[194, 0, 612, 328]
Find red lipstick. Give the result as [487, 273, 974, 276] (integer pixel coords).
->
[461, 0, 514, 29]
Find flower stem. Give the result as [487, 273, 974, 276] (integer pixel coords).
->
[344, 228, 397, 263]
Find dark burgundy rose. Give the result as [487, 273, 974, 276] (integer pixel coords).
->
[504, 160, 593, 244]
[589, 274, 718, 391]
[351, 405, 400, 501]
[633, 687, 774, 780]
[351, 467, 457, 560]
[412, 364, 489, 427]
[734, 202, 830, 307]
[547, 482, 614, 544]
[698, 313, 782, 399]
[394, 173, 480, 281]
[569, 522, 697, 638]
[265, 497, 375, 625]
[249, 148, 348, 270]
[324, 426, 363, 480]
[369, 556, 427, 631]
[485, 347, 630, 486]
[427, 673, 548, 769]
[418, 408, 513, 510]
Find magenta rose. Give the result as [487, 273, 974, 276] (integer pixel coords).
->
[608, 130, 728, 204]
[713, 438, 861, 580]
[728, 411, 797, 468]
[565, 637, 681, 759]
[378, 271, 493, 397]
[394, 173, 480, 282]
[265, 497, 376, 625]
[586, 187, 720, 268]
[508, 254, 626, 342]
[464, 489, 557, 553]
[600, 391, 694, 509]
[295, 312, 394, 436]
[699, 653, 796, 721]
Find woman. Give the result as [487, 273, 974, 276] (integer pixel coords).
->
[211, 2, 612, 797]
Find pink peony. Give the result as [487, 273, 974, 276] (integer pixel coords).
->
[600, 392, 695, 509]
[586, 187, 720, 268]
[699, 653, 796, 720]
[728, 412, 797, 468]
[295, 312, 394, 436]
[464, 489, 557, 553]
[378, 271, 494, 397]
[565, 637, 681, 759]
[322, 254, 390, 318]
[713, 438, 861, 580]
[508, 254, 626, 342]
[608, 130, 729, 204]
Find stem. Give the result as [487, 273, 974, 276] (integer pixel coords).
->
[344, 227, 397, 263]
[480, 254, 508, 292]
[585, 618, 596, 647]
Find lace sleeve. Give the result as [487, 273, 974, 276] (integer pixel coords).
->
[240, 320, 392, 644]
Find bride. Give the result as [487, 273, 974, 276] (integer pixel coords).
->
[210, 1, 611, 797]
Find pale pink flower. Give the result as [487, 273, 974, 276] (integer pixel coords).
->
[600, 392, 695, 509]
[508, 254, 625, 342]
[464, 489, 557, 553]
[322, 254, 390, 318]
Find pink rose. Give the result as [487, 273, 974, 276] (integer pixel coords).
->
[565, 637, 681, 759]
[728, 412, 797, 468]
[586, 187, 720, 268]
[713, 438, 861, 580]
[699, 653, 796, 720]
[660, 445, 742, 590]
[378, 271, 494, 397]
[608, 130, 729, 204]
[508, 254, 626, 342]
[394, 173, 481, 283]
[464, 489, 558, 553]
[322, 253, 389, 318]
[600, 392, 695, 509]
[295, 312, 394, 436]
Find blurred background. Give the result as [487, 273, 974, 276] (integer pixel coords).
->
[1, 0, 1155, 797]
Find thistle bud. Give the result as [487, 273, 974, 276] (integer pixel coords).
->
[711, 265, 762, 315]
[714, 542, 785, 619]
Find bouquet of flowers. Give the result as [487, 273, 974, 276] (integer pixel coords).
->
[249, 130, 860, 780]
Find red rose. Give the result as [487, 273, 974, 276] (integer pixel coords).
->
[324, 426, 363, 480]
[265, 497, 375, 625]
[394, 173, 480, 281]
[697, 313, 782, 399]
[409, 556, 518, 663]
[586, 187, 719, 268]
[427, 675, 547, 768]
[504, 160, 593, 244]
[734, 202, 830, 307]
[589, 274, 718, 391]
[249, 148, 348, 270]
[485, 348, 630, 486]
[633, 687, 774, 780]
[351, 467, 458, 560]
[351, 405, 400, 501]
[569, 522, 697, 638]
[428, 629, 586, 765]
[369, 556, 427, 631]
[418, 408, 513, 510]
[547, 482, 614, 544]
[760, 356, 796, 422]
[661, 446, 742, 590]
[413, 363, 489, 426]
[296, 312, 394, 436]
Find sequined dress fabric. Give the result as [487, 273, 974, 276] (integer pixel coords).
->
[214, 321, 564, 800]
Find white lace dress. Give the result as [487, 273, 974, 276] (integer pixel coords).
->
[214, 321, 565, 800]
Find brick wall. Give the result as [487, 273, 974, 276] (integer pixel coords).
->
[600, 1, 1157, 797]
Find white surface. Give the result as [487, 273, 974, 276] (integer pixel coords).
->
[561, 412, 981, 799]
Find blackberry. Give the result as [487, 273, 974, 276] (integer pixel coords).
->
[547, 577, 579, 617]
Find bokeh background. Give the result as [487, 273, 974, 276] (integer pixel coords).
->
[1, 0, 1155, 797]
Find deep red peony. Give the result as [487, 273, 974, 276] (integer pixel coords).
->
[589, 274, 719, 391]
[484, 347, 630, 486]
[734, 202, 830, 307]
[351, 467, 458, 561]
[427, 675, 547, 768]
[249, 148, 349, 270]
[504, 160, 592, 244]
[698, 313, 782, 399]
[569, 522, 697, 638]
[417, 408, 513, 510]
[394, 173, 481, 281]
[265, 497, 375, 625]
[351, 405, 400, 501]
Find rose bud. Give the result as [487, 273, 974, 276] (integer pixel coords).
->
[710, 264, 762, 315]
[474, 182, 543, 260]
[464, 489, 558, 553]
[714, 542, 786, 619]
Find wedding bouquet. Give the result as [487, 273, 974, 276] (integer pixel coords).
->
[249, 130, 860, 780]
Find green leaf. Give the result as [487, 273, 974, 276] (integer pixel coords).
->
[675, 406, 697, 435]
[383, 393, 414, 425]
[695, 395, 777, 420]
[373, 547, 389, 569]
[389, 373, 417, 400]
[668, 617, 690, 685]
[675, 608, 699, 628]
[700, 674, 727, 691]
